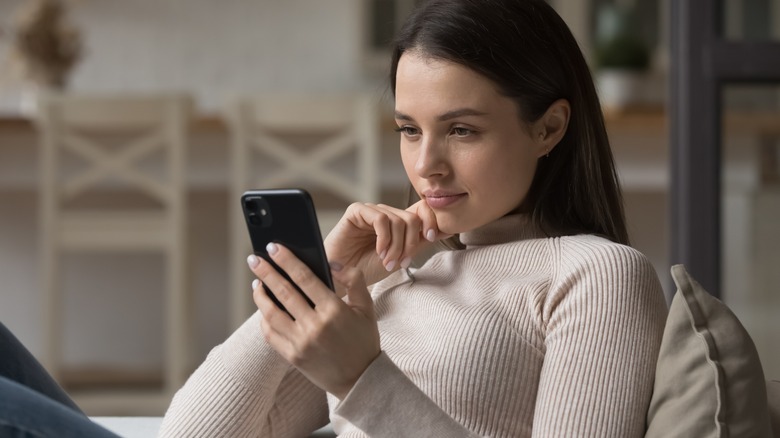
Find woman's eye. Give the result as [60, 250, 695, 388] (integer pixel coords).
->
[452, 127, 473, 136]
[395, 126, 420, 136]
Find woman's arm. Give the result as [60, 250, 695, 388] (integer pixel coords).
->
[531, 239, 668, 437]
[158, 312, 329, 437]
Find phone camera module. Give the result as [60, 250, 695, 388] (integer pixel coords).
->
[244, 196, 273, 227]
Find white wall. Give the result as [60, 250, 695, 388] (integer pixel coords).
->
[0, 0, 378, 112]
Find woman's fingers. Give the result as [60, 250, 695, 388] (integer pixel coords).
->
[251, 274, 296, 335]
[248, 251, 315, 322]
[408, 200, 437, 242]
[373, 203, 422, 270]
[408, 200, 453, 242]
[324, 200, 450, 282]
[358, 204, 395, 266]
[265, 243, 334, 306]
[343, 203, 416, 271]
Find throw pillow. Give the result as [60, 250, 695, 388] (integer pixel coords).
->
[645, 264, 772, 437]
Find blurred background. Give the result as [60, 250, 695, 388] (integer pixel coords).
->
[0, 0, 777, 416]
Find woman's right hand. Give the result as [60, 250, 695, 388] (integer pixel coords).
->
[324, 200, 450, 286]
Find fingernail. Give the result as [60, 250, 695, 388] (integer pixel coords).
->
[385, 260, 396, 272]
[252, 279, 259, 290]
[426, 229, 436, 242]
[400, 257, 412, 269]
[329, 261, 343, 272]
[247, 254, 259, 268]
[266, 242, 278, 255]
[379, 249, 387, 260]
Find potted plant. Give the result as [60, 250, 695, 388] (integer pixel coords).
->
[11, 0, 82, 89]
[593, 2, 652, 110]
[1, 0, 82, 114]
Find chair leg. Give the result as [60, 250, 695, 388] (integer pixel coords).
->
[41, 245, 62, 383]
[165, 244, 189, 394]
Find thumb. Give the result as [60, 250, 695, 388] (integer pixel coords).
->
[332, 266, 374, 316]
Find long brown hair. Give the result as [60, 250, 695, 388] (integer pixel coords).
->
[391, 0, 629, 245]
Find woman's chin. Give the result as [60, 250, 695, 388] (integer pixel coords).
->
[436, 218, 468, 237]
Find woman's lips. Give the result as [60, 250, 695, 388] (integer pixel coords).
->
[424, 193, 466, 208]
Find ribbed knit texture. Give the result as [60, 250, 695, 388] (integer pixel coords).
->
[159, 214, 668, 437]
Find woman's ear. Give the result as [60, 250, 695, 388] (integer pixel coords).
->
[534, 99, 570, 157]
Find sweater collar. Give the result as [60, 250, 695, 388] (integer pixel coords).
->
[458, 214, 546, 248]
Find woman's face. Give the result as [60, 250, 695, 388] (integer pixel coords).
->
[395, 52, 546, 235]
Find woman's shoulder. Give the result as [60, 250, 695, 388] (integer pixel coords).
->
[549, 234, 666, 311]
[556, 233, 656, 276]
[559, 233, 648, 258]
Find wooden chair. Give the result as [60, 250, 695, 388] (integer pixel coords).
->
[224, 93, 381, 329]
[33, 93, 192, 412]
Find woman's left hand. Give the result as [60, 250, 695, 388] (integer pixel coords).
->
[248, 243, 381, 400]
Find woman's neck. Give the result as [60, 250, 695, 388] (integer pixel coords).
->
[458, 213, 546, 248]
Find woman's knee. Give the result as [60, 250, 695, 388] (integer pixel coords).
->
[0, 377, 118, 438]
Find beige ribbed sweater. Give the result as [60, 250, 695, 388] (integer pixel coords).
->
[160, 214, 668, 437]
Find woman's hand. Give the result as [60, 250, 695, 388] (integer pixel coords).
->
[248, 243, 380, 400]
[324, 200, 451, 285]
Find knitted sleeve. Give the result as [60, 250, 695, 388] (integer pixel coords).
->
[531, 238, 668, 437]
[158, 311, 329, 437]
[333, 352, 480, 437]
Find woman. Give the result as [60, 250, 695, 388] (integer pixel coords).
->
[163, 0, 668, 436]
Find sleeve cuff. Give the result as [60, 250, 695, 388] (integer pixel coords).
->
[334, 351, 477, 437]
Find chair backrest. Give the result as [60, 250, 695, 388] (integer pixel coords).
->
[32, 94, 194, 393]
[34, 93, 193, 214]
[224, 93, 381, 328]
[225, 93, 381, 206]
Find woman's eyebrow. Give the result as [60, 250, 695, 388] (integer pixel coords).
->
[394, 108, 488, 122]
[394, 111, 414, 121]
[436, 108, 488, 121]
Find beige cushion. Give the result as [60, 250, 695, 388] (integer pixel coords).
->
[645, 264, 772, 437]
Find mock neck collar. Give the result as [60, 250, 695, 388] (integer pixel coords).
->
[458, 214, 547, 248]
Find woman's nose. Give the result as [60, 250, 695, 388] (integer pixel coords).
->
[415, 135, 448, 179]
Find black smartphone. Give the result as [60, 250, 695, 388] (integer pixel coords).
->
[241, 188, 334, 314]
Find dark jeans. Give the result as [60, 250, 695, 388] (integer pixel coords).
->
[0, 321, 119, 437]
